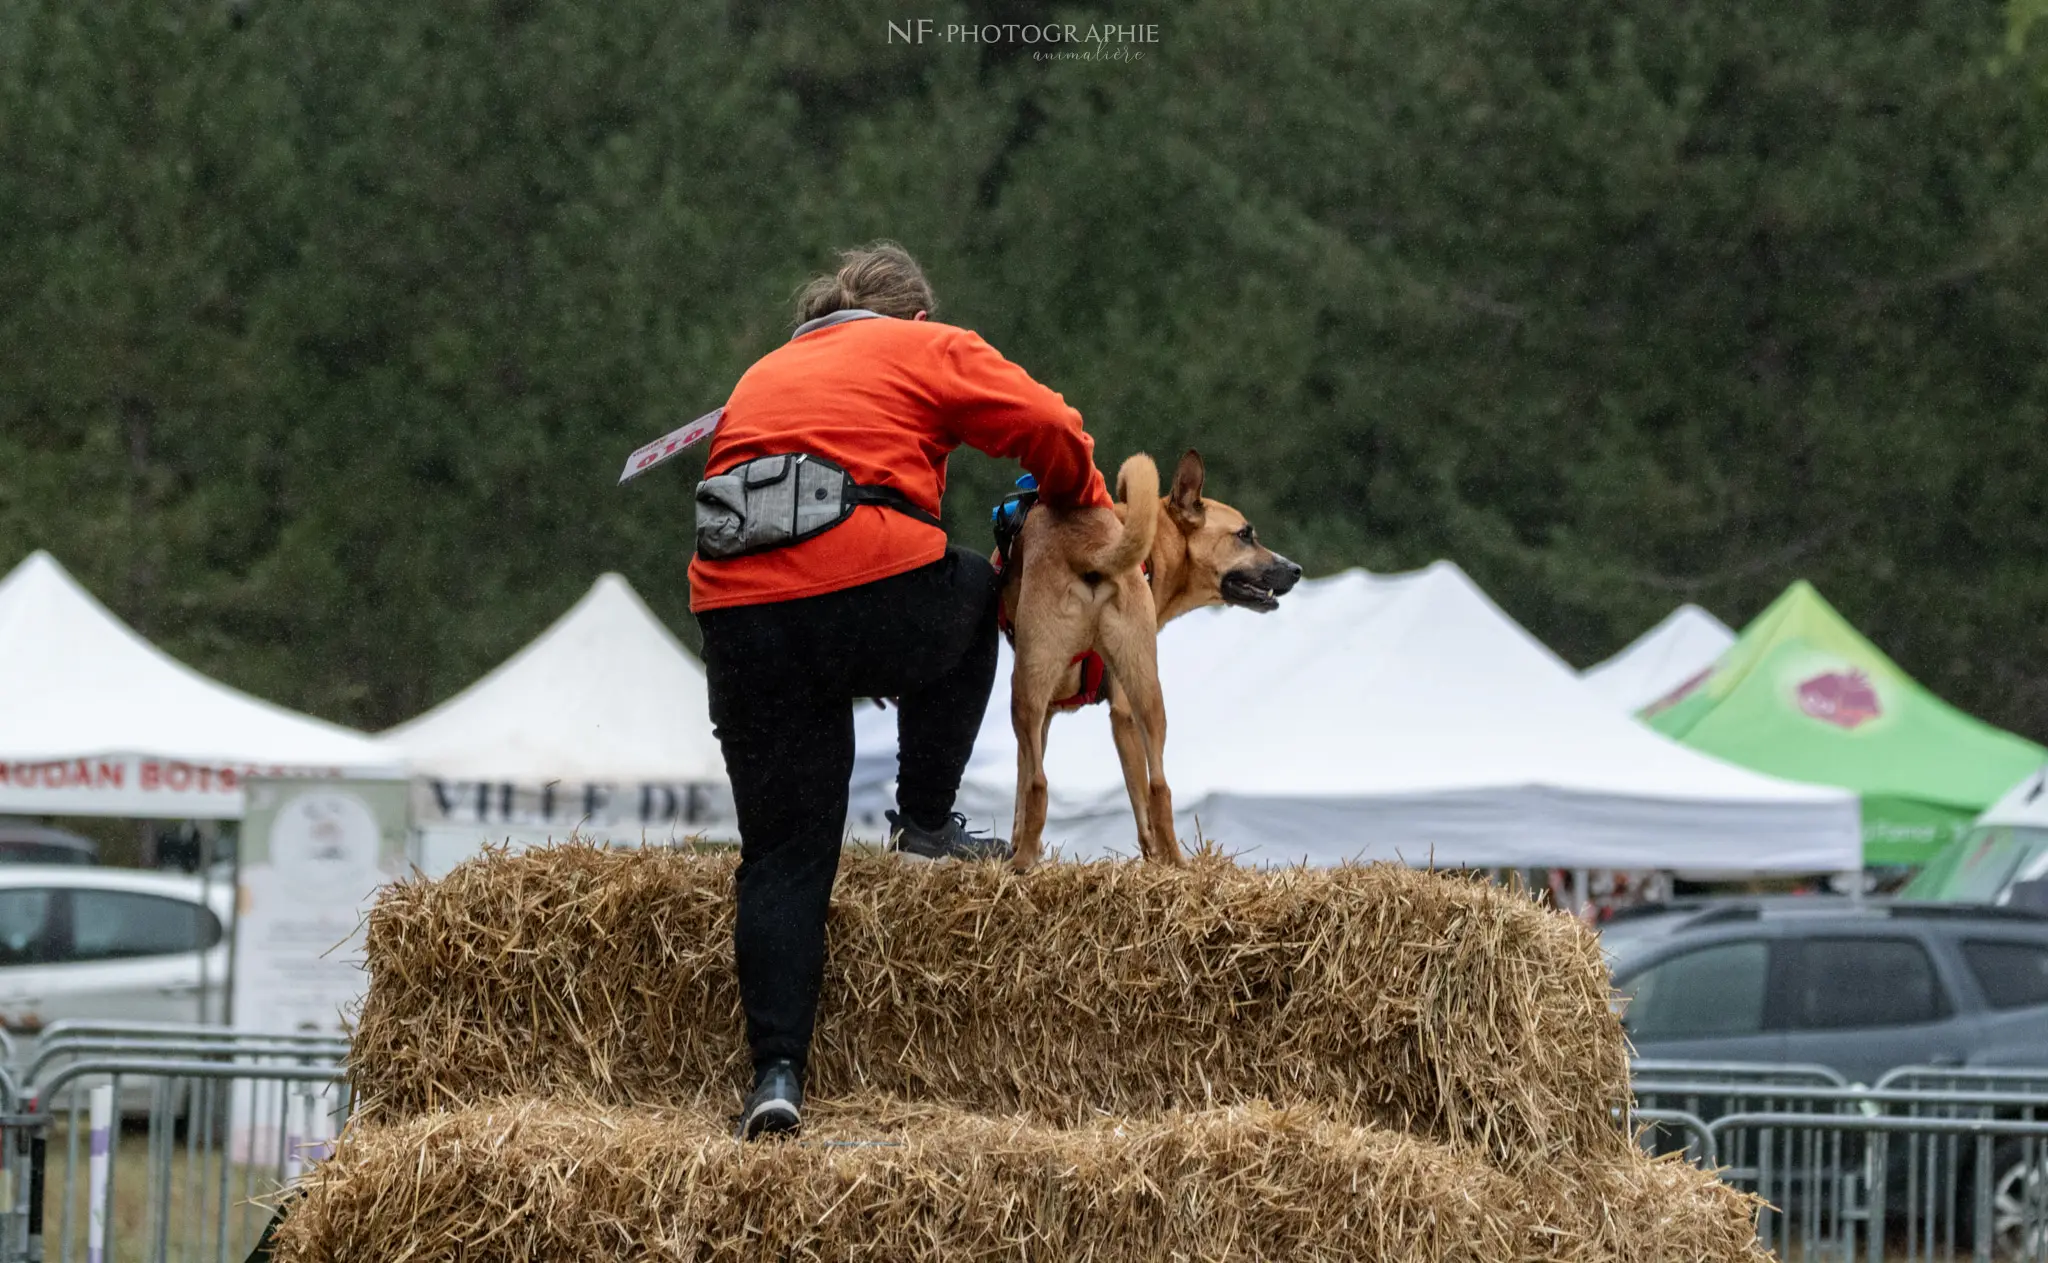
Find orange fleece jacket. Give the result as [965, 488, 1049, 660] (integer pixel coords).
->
[687, 316, 1112, 612]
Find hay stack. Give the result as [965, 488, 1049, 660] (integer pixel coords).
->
[271, 1096, 1765, 1263]
[350, 844, 1630, 1169]
[300, 845, 1762, 1260]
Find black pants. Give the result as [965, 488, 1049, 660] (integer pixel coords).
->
[699, 546, 1000, 1074]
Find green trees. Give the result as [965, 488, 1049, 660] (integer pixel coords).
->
[3, 0, 2044, 738]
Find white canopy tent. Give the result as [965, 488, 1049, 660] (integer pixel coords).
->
[0, 551, 400, 818]
[1911, 766, 2048, 910]
[857, 563, 1859, 872]
[1978, 763, 2048, 830]
[1580, 603, 1734, 713]
[382, 573, 723, 782]
[380, 573, 733, 868]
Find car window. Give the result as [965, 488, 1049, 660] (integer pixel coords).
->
[1904, 828, 2028, 902]
[69, 891, 220, 961]
[2017, 838, 2048, 885]
[1791, 937, 1950, 1029]
[1618, 940, 1769, 1039]
[0, 889, 61, 966]
[1961, 940, 2048, 1011]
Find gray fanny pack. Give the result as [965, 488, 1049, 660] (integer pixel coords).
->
[694, 453, 941, 560]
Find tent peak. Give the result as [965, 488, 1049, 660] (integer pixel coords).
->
[1, 550, 87, 602]
[377, 571, 721, 782]
[1670, 602, 1733, 628]
[566, 572, 688, 653]
[0, 548, 397, 779]
[1, 550, 153, 641]
[1583, 603, 1735, 712]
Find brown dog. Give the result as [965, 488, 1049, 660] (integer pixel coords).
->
[999, 449, 1302, 870]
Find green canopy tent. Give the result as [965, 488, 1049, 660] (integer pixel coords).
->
[1643, 581, 2044, 866]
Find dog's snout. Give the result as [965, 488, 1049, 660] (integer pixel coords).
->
[1272, 554, 1303, 591]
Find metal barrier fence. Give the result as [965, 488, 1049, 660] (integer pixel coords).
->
[0, 1024, 350, 1263]
[1629, 1106, 1717, 1165]
[0, 1041, 2034, 1262]
[1634, 1059, 1851, 1089]
[1880, 1067, 2048, 1097]
[1710, 1110, 2048, 1263]
[1635, 1061, 2048, 1263]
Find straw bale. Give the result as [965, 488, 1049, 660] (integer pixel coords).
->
[1526, 1155, 1769, 1262]
[270, 1097, 1765, 1263]
[350, 843, 1631, 1169]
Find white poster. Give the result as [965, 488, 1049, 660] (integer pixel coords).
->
[235, 782, 407, 1033]
[230, 776, 409, 1162]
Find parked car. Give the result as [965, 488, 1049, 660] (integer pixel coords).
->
[1608, 900, 2048, 1084]
[0, 866, 231, 1044]
[0, 821, 96, 866]
[1614, 900, 2048, 1255]
[1598, 893, 1849, 957]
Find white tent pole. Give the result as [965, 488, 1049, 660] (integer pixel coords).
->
[196, 821, 212, 1025]
[224, 819, 242, 1029]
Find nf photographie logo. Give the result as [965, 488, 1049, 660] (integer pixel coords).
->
[887, 19, 1159, 61]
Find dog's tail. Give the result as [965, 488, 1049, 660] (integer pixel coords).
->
[1088, 453, 1159, 576]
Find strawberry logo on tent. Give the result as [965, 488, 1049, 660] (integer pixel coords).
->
[1797, 669, 1881, 729]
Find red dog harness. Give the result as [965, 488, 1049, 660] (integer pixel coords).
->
[992, 549, 1112, 711]
[989, 486, 1145, 712]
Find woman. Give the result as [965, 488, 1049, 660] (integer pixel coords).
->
[690, 242, 1111, 1139]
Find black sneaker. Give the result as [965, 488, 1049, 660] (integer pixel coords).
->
[737, 1059, 803, 1141]
[885, 810, 1012, 862]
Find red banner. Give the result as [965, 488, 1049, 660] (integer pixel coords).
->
[0, 756, 346, 819]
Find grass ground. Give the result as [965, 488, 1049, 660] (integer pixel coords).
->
[38, 1120, 288, 1263]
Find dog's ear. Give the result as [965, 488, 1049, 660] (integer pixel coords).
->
[1169, 449, 1206, 526]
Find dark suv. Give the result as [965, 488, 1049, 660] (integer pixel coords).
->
[1607, 901, 2048, 1084]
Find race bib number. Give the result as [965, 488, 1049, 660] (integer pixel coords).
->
[618, 408, 724, 485]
